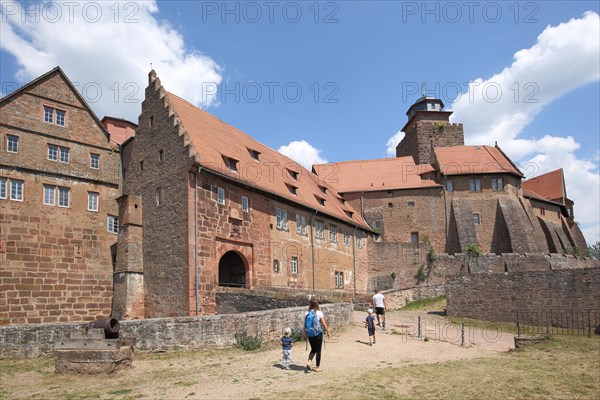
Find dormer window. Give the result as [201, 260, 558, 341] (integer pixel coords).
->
[223, 156, 238, 173]
[248, 148, 260, 161]
[319, 185, 327, 195]
[288, 169, 299, 180]
[287, 184, 298, 196]
[318, 198, 325, 207]
[345, 210, 353, 219]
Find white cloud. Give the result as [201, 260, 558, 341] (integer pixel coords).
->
[0, 0, 222, 121]
[385, 130, 404, 157]
[278, 140, 327, 169]
[448, 11, 600, 245]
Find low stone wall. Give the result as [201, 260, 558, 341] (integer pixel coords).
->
[0, 303, 352, 359]
[446, 267, 600, 323]
[352, 284, 446, 311]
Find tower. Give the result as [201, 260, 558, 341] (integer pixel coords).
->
[395, 97, 464, 165]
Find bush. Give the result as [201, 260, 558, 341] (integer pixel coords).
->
[564, 246, 581, 256]
[290, 328, 304, 342]
[465, 244, 481, 256]
[427, 247, 436, 262]
[415, 264, 428, 282]
[234, 331, 263, 351]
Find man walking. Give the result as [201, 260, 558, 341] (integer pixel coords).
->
[372, 289, 387, 330]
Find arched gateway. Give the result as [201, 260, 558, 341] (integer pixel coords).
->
[218, 251, 247, 287]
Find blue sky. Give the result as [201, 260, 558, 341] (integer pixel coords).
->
[1, 1, 599, 243]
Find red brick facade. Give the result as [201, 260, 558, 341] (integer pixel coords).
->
[1, 68, 120, 325]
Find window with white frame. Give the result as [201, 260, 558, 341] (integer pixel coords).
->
[492, 177, 504, 191]
[108, 215, 119, 234]
[242, 196, 249, 212]
[447, 180, 454, 192]
[90, 153, 100, 169]
[58, 187, 69, 207]
[329, 224, 337, 243]
[0, 178, 6, 199]
[10, 180, 24, 201]
[473, 213, 481, 225]
[7, 135, 18, 153]
[343, 229, 350, 245]
[469, 178, 481, 192]
[48, 144, 58, 161]
[43, 106, 66, 126]
[335, 271, 343, 288]
[290, 256, 298, 274]
[43, 185, 56, 205]
[296, 214, 307, 235]
[355, 232, 362, 248]
[276, 209, 288, 229]
[88, 192, 99, 212]
[315, 220, 324, 240]
[217, 187, 225, 205]
[59, 147, 69, 163]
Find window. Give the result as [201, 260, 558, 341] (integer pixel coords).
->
[317, 197, 325, 207]
[329, 224, 337, 243]
[248, 149, 260, 161]
[492, 177, 504, 191]
[288, 185, 298, 196]
[7, 135, 18, 153]
[473, 213, 480, 225]
[149, 116, 154, 128]
[343, 230, 350, 245]
[43, 106, 66, 126]
[43, 185, 56, 205]
[411, 232, 419, 244]
[469, 178, 481, 192]
[355, 232, 363, 248]
[90, 153, 100, 169]
[276, 208, 288, 229]
[48, 144, 58, 161]
[59, 147, 69, 163]
[140, 160, 144, 171]
[387, 191, 393, 198]
[407, 201, 415, 207]
[273, 259, 280, 273]
[88, 192, 99, 212]
[319, 186, 327, 195]
[288, 169, 299, 180]
[108, 215, 119, 234]
[225, 157, 238, 173]
[58, 187, 69, 207]
[44, 106, 53, 123]
[0, 178, 6, 199]
[335, 271, 343, 289]
[290, 256, 298, 274]
[315, 220, 324, 240]
[447, 180, 454, 192]
[56, 110, 65, 126]
[242, 196, 249, 212]
[540, 208, 546, 216]
[158, 150, 164, 162]
[296, 214, 307, 235]
[388, 203, 394, 208]
[156, 188, 162, 207]
[217, 187, 225, 205]
[10, 180, 23, 201]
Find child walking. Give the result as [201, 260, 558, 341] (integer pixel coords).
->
[281, 327, 293, 369]
[365, 309, 376, 346]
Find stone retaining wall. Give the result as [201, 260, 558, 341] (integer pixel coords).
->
[0, 302, 352, 359]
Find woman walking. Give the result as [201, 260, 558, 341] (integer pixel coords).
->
[303, 297, 330, 372]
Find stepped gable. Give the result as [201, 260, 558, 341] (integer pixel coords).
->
[162, 90, 369, 229]
[522, 168, 567, 204]
[312, 157, 440, 193]
[434, 145, 523, 176]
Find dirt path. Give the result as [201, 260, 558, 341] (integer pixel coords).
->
[3, 310, 516, 399]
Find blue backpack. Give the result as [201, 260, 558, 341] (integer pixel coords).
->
[305, 310, 321, 337]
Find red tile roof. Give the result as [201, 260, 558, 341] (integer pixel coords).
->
[522, 169, 566, 204]
[312, 157, 440, 193]
[434, 145, 522, 176]
[101, 116, 137, 145]
[166, 92, 370, 230]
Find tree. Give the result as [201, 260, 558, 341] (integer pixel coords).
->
[588, 241, 600, 260]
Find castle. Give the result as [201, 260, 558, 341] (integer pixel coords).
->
[0, 67, 593, 325]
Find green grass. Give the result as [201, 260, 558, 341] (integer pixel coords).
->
[448, 316, 516, 334]
[267, 335, 600, 400]
[401, 295, 446, 311]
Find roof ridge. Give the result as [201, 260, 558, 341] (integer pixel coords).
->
[315, 156, 415, 166]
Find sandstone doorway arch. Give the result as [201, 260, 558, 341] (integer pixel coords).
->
[218, 251, 247, 288]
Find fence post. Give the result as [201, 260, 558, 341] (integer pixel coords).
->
[588, 309, 592, 338]
[417, 315, 422, 339]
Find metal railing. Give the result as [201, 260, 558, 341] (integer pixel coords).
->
[515, 309, 600, 338]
